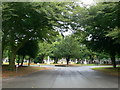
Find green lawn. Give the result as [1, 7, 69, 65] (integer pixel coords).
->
[92, 66, 120, 77]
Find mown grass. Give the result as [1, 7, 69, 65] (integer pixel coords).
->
[92, 66, 120, 77]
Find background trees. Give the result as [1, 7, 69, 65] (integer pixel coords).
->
[72, 2, 120, 68]
[2, 2, 74, 70]
[54, 36, 80, 65]
[37, 41, 53, 63]
[2, 2, 53, 70]
[2, 2, 119, 70]
[17, 40, 39, 66]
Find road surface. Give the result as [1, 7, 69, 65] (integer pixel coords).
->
[2, 66, 118, 88]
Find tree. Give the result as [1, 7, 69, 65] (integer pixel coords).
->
[2, 2, 73, 70]
[106, 2, 120, 45]
[55, 36, 80, 65]
[107, 27, 120, 44]
[72, 2, 120, 68]
[17, 40, 39, 66]
[50, 35, 63, 63]
[38, 41, 53, 63]
[2, 2, 53, 70]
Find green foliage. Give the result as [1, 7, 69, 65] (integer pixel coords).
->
[55, 36, 80, 59]
[34, 56, 42, 63]
[17, 40, 39, 58]
[2, 2, 120, 69]
[72, 2, 120, 68]
[37, 41, 53, 62]
[72, 2, 120, 54]
[2, 2, 74, 70]
[106, 27, 120, 44]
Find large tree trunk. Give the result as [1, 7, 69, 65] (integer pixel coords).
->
[54, 57, 58, 64]
[8, 29, 16, 71]
[28, 58, 31, 66]
[110, 54, 116, 68]
[66, 57, 70, 65]
[110, 50, 116, 68]
[9, 51, 16, 71]
[20, 55, 25, 66]
[8, 32, 30, 70]
[17, 55, 20, 66]
[1, 44, 3, 64]
[89, 55, 94, 64]
[77, 58, 80, 64]
[41, 56, 44, 63]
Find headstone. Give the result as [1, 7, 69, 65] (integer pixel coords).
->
[75, 59, 78, 63]
[47, 56, 50, 64]
[84, 59, 87, 64]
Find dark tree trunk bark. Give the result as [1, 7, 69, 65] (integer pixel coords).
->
[66, 57, 70, 65]
[28, 58, 31, 66]
[110, 50, 116, 68]
[77, 58, 80, 64]
[17, 55, 20, 66]
[89, 55, 94, 64]
[8, 29, 16, 71]
[1, 45, 3, 64]
[54, 57, 58, 64]
[20, 55, 25, 66]
[111, 55, 116, 68]
[8, 31, 30, 71]
[41, 56, 44, 63]
[9, 51, 16, 71]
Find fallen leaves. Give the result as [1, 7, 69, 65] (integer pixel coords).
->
[2, 66, 53, 78]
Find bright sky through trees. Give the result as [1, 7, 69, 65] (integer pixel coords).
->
[62, 0, 95, 36]
[81, 0, 95, 5]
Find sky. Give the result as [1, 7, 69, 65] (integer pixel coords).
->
[81, 0, 95, 5]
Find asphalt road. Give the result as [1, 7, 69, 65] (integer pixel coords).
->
[2, 66, 118, 88]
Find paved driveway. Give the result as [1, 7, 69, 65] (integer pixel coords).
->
[2, 66, 118, 88]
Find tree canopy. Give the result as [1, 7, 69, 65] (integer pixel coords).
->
[2, 2, 120, 70]
[2, 2, 74, 70]
[54, 36, 80, 65]
[71, 2, 120, 68]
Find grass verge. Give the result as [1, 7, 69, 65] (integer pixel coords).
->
[55, 64, 97, 67]
[2, 65, 53, 78]
[92, 66, 120, 77]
